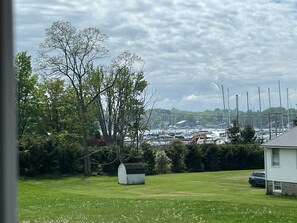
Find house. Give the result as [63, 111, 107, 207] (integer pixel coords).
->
[262, 127, 297, 196]
[118, 163, 145, 185]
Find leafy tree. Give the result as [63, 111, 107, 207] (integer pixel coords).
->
[39, 77, 80, 134]
[37, 21, 111, 175]
[91, 51, 148, 162]
[240, 124, 256, 144]
[15, 52, 40, 138]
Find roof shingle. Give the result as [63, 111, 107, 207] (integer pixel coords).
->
[262, 127, 297, 148]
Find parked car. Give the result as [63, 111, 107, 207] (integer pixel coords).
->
[249, 171, 265, 187]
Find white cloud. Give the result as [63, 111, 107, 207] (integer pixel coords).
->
[15, 0, 297, 111]
[182, 94, 201, 102]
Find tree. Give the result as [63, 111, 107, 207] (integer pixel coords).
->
[155, 150, 171, 174]
[37, 21, 110, 175]
[91, 51, 148, 162]
[141, 142, 156, 175]
[203, 144, 221, 171]
[240, 124, 256, 144]
[15, 51, 40, 139]
[185, 144, 204, 172]
[167, 140, 186, 173]
[227, 120, 241, 144]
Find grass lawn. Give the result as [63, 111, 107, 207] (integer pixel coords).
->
[19, 170, 297, 223]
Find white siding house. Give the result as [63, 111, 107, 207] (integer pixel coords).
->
[118, 163, 145, 185]
[262, 127, 297, 196]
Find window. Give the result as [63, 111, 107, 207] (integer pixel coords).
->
[272, 148, 280, 166]
[273, 181, 282, 193]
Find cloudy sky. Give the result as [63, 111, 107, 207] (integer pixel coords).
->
[15, 0, 297, 112]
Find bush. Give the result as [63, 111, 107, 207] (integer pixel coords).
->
[185, 143, 204, 172]
[167, 140, 186, 173]
[141, 142, 156, 175]
[155, 150, 171, 174]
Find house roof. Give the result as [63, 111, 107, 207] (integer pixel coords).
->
[262, 127, 297, 148]
[123, 163, 145, 174]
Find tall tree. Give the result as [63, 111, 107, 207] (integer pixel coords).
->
[37, 21, 110, 175]
[227, 120, 241, 144]
[91, 51, 148, 162]
[240, 124, 256, 144]
[15, 51, 40, 139]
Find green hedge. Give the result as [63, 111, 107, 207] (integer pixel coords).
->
[18, 136, 264, 176]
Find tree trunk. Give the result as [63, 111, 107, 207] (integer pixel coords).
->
[81, 107, 91, 176]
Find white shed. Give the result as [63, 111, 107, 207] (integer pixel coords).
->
[118, 163, 145, 185]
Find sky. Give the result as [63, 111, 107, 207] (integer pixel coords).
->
[14, 0, 297, 112]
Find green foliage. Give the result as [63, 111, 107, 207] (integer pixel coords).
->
[167, 140, 186, 173]
[240, 124, 257, 144]
[18, 138, 264, 176]
[227, 121, 241, 144]
[91, 145, 120, 175]
[15, 51, 41, 138]
[185, 143, 204, 172]
[19, 133, 83, 176]
[155, 150, 171, 174]
[141, 142, 156, 175]
[37, 21, 112, 175]
[203, 144, 221, 171]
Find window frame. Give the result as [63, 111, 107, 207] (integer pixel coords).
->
[272, 148, 280, 167]
[273, 181, 282, 193]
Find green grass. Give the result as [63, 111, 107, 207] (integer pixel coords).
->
[19, 170, 297, 222]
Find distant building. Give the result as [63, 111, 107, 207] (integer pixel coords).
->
[262, 127, 297, 196]
[118, 163, 145, 185]
[175, 120, 194, 128]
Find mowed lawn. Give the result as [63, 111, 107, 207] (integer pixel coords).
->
[19, 170, 297, 223]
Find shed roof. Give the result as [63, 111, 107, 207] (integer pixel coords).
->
[123, 163, 145, 174]
[262, 127, 297, 148]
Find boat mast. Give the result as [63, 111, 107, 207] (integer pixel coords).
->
[278, 80, 284, 133]
[268, 88, 272, 140]
[221, 85, 226, 129]
[246, 92, 250, 125]
[287, 88, 290, 129]
[258, 87, 263, 141]
[227, 88, 231, 128]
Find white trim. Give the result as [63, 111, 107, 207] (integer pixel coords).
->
[273, 181, 282, 193]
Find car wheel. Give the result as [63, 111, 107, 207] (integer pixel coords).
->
[251, 180, 257, 187]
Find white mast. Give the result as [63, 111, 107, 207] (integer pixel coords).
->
[221, 85, 226, 129]
[287, 88, 290, 129]
[227, 88, 231, 128]
[278, 80, 284, 132]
